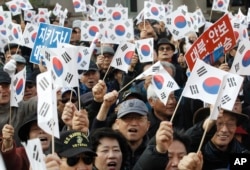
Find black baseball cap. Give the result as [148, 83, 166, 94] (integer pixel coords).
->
[55, 130, 97, 158]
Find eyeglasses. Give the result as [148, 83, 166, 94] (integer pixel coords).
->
[67, 155, 94, 166]
[60, 98, 77, 104]
[216, 121, 236, 130]
[158, 46, 172, 51]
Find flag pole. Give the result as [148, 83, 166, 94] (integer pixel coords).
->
[170, 95, 182, 123]
[118, 77, 137, 93]
[194, 0, 199, 8]
[209, 7, 213, 22]
[51, 122, 55, 154]
[9, 107, 12, 125]
[102, 65, 111, 82]
[77, 86, 81, 109]
[197, 118, 209, 152]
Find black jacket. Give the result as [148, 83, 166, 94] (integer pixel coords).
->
[202, 139, 249, 170]
[125, 135, 149, 170]
[132, 145, 168, 170]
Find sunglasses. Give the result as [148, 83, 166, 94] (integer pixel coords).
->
[60, 98, 77, 104]
[158, 46, 172, 51]
[67, 155, 94, 166]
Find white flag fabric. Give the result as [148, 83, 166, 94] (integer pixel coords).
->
[72, 0, 86, 13]
[144, 1, 165, 21]
[0, 153, 6, 170]
[19, 0, 33, 10]
[5, 0, 21, 16]
[5, 22, 24, 45]
[182, 58, 227, 105]
[81, 21, 105, 41]
[135, 61, 163, 80]
[219, 74, 244, 110]
[231, 20, 248, 43]
[95, 6, 107, 19]
[135, 38, 154, 63]
[209, 73, 244, 120]
[77, 46, 91, 71]
[165, 5, 193, 40]
[22, 138, 46, 170]
[235, 8, 246, 24]
[37, 71, 60, 138]
[10, 67, 26, 107]
[151, 69, 179, 105]
[38, 8, 48, 15]
[162, 0, 173, 16]
[104, 19, 134, 44]
[24, 9, 36, 22]
[247, 8, 250, 23]
[189, 9, 206, 32]
[110, 41, 135, 73]
[230, 39, 250, 75]
[58, 8, 68, 27]
[212, 0, 230, 13]
[0, 11, 12, 29]
[135, 9, 144, 25]
[53, 3, 62, 16]
[22, 23, 38, 48]
[106, 7, 128, 21]
[93, 0, 107, 7]
[189, 12, 199, 32]
[41, 47, 79, 88]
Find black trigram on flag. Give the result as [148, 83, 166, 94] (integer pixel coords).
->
[121, 44, 128, 52]
[233, 23, 240, 29]
[189, 85, 199, 94]
[32, 145, 41, 162]
[227, 77, 237, 87]
[61, 52, 71, 63]
[47, 119, 56, 131]
[221, 95, 231, 105]
[233, 63, 240, 73]
[83, 23, 89, 29]
[38, 77, 49, 91]
[38, 102, 50, 117]
[166, 81, 174, 88]
[152, 66, 160, 72]
[65, 73, 73, 84]
[28, 26, 34, 33]
[197, 66, 207, 77]
[116, 58, 122, 66]
[238, 45, 245, 54]
[160, 92, 167, 99]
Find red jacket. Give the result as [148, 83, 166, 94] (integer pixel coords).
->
[0, 140, 29, 170]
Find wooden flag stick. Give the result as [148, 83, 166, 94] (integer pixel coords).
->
[197, 118, 210, 152]
[118, 77, 137, 93]
[102, 65, 111, 82]
[170, 95, 182, 123]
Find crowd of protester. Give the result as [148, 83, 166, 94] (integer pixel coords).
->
[0, 4, 250, 170]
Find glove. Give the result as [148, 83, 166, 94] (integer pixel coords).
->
[3, 59, 16, 78]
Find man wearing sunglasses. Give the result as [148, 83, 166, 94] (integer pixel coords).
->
[156, 38, 187, 88]
[45, 130, 97, 170]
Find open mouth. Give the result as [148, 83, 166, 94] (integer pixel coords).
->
[107, 162, 117, 170]
[107, 162, 117, 167]
[128, 128, 138, 133]
[39, 137, 48, 144]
